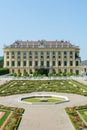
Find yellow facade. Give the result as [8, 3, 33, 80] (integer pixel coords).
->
[3, 40, 81, 75]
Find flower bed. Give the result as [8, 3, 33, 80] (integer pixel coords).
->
[65, 105, 87, 129]
[0, 104, 24, 130]
[0, 80, 87, 96]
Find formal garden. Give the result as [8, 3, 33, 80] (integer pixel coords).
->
[0, 104, 24, 130]
[0, 80, 87, 96]
[0, 79, 87, 129]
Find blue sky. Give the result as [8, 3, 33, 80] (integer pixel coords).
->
[0, 0, 87, 60]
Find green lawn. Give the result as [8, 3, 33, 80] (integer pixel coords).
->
[0, 80, 87, 96]
[0, 110, 10, 126]
[22, 96, 64, 103]
[79, 109, 87, 122]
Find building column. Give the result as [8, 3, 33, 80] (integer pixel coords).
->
[38, 51, 40, 67]
[61, 51, 64, 68]
[73, 51, 75, 67]
[15, 52, 18, 68]
[49, 52, 53, 73]
[43, 51, 47, 68]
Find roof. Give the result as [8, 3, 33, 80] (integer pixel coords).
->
[5, 40, 79, 48]
[81, 61, 87, 66]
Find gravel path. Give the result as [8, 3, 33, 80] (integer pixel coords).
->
[0, 80, 9, 86]
[75, 78, 87, 85]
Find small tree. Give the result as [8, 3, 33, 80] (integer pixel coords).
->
[17, 72, 21, 77]
[33, 71, 38, 77]
[14, 73, 17, 77]
[30, 69, 32, 74]
[56, 72, 62, 77]
[42, 74, 46, 77]
[48, 72, 54, 77]
[23, 70, 29, 77]
[63, 72, 67, 76]
[67, 73, 73, 76]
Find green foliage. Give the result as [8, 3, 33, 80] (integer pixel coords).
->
[56, 72, 79, 77]
[65, 105, 87, 130]
[0, 68, 9, 75]
[62, 72, 67, 76]
[0, 110, 10, 126]
[9, 73, 14, 76]
[23, 70, 29, 77]
[48, 72, 54, 77]
[56, 72, 62, 76]
[36, 68, 49, 76]
[30, 69, 33, 74]
[79, 109, 87, 122]
[67, 73, 73, 76]
[42, 74, 46, 77]
[10, 70, 80, 78]
[14, 73, 17, 77]
[33, 71, 38, 77]
[0, 104, 24, 130]
[0, 80, 87, 96]
[0, 58, 3, 68]
[17, 72, 22, 77]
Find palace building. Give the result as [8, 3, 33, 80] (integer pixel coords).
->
[3, 40, 81, 75]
